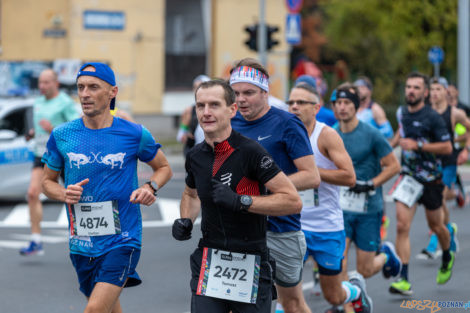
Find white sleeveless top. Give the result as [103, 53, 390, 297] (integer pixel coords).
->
[301, 121, 344, 232]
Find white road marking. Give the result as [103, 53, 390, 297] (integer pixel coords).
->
[56, 204, 69, 226]
[157, 198, 181, 224]
[10, 233, 68, 243]
[0, 198, 186, 228]
[1, 204, 29, 226]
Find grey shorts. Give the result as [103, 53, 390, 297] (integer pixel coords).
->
[267, 230, 306, 287]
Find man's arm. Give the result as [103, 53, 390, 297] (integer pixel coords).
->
[372, 151, 401, 187]
[317, 127, 355, 187]
[245, 171, 302, 216]
[130, 149, 173, 206]
[399, 138, 452, 155]
[180, 186, 201, 222]
[288, 155, 321, 191]
[42, 165, 89, 204]
[390, 130, 401, 148]
[372, 103, 388, 126]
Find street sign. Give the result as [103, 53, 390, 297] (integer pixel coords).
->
[286, 13, 301, 45]
[428, 46, 444, 64]
[285, 0, 303, 13]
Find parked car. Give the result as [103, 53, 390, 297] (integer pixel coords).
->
[0, 98, 35, 200]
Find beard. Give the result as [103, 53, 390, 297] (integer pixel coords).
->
[405, 95, 422, 107]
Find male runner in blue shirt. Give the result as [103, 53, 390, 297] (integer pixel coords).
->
[42, 62, 172, 313]
[230, 58, 320, 313]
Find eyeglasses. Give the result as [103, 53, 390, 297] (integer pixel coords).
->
[286, 100, 317, 106]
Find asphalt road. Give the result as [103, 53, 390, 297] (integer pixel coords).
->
[0, 155, 469, 313]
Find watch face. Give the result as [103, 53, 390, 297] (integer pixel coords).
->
[240, 195, 252, 206]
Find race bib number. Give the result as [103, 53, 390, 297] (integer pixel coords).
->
[71, 201, 121, 236]
[298, 189, 319, 207]
[196, 248, 260, 304]
[339, 187, 367, 213]
[391, 175, 423, 208]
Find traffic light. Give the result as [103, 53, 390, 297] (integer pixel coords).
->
[244, 25, 258, 51]
[266, 25, 279, 51]
[244, 24, 279, 52]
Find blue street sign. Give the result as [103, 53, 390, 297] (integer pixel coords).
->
[428, 46, 444, 64]
[84, 10, 125, 30]
[286, 13, 301, 45]
[285, 0, 303, 13]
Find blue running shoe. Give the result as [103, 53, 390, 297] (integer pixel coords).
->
[380, 241, 402, 278]
[19, 241, 44, 256]
[349, 271, 373, 313]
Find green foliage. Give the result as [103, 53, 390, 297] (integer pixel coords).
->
[319, 0, 457, 109]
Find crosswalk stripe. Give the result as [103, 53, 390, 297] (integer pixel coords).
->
[56, 204, 69, 226]
[0, 240, 29, 249]
[2, 204, 29, 226]
[157, 198, 181, 225]
[10, 233, 68, 243]
[0, 198, 185, 228]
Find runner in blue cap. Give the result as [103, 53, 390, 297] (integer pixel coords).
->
[42, 62, 173, 313]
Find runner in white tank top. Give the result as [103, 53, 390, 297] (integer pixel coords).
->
[288, 83, 377, 312]
[301, 121, 344, 232]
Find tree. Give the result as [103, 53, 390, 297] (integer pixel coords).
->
[318, 0, 457, 109]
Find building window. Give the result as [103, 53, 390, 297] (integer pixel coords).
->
[165, 0, 208, 90]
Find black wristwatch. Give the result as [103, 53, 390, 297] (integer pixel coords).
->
[240, 195, 253, 212]
[145, 181, 158, 196]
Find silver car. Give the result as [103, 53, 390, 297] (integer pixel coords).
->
[0, 98, 35, 200]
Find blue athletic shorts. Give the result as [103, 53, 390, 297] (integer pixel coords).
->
[302, 230, 345, 275]
[343, 211, 382, 252]
[442, 165, 457, 188]
[70, 246, 141, 297]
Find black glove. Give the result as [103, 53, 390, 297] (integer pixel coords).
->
[211, 179, 242, 212]
[348, 180, 375, 193]
[172, 218, 193, 241]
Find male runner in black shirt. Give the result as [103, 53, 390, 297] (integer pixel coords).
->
[390, 72, 454, 295]
[172, 79, 301, 313]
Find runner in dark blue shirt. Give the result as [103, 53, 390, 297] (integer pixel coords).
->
[229, 58, 320, 313]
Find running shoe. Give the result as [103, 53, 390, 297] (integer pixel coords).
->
[349, 271, 372, 313]
[380, 241, 402, 278]
[380, 215, 390, 241]
[389, 278, 413, 296]
[416, 248, 442, 260]
[450, 223, 459, 253]
[312, 268, 322, 296]
[436, 252, 455, 285]
[19, 241, 44, 256]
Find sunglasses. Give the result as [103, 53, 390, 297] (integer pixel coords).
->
[286, 100, 317, 106]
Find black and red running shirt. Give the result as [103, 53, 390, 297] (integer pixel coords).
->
[185, 130, 281, 255]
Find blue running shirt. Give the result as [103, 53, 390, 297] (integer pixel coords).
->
[336, 121, 392, 214]
[232, 106, 313, 232]
[42, 117, 160, 257]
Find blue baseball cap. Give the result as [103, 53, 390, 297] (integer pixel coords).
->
[330, 89, 337, 103]
[77, 62, 117, 110]
[295, 75, 317, 89]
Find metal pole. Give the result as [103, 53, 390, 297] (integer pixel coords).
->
[258, 0, 267, 67]
[458, 0, 470, 106]
[434, 63, 439, 79]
